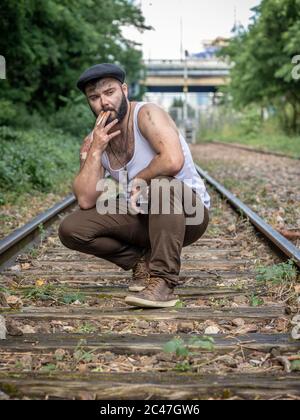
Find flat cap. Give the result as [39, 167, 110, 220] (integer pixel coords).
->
[76, 63, 126, 92]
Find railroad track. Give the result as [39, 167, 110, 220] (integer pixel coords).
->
[208, 140, 300, 161]
[0, 165, 299, 400]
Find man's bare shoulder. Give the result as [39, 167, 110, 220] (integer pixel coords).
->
[138, 103, 165, 121]
[137, 103, 178, 135]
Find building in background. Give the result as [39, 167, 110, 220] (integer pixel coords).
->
[141, 38, 230, 142]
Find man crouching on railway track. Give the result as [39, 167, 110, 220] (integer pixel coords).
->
[58, 63, 211, 309]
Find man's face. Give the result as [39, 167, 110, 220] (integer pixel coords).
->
[85, 78, 128, 125]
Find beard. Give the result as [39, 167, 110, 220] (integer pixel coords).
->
[90, 92, 128, 125]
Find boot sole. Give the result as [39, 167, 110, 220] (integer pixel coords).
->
[128, 286, 146, 292]
[125, 295, 180, 308]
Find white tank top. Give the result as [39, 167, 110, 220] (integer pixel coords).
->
[101, 102, 211, 210]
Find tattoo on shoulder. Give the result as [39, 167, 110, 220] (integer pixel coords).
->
[146, 110, 156, 127]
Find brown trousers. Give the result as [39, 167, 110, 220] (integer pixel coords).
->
[58, 175, 209, 288]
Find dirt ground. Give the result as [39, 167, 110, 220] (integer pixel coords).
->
[191, 143, 300, 249]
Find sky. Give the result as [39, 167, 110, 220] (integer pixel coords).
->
[122, 0, 262, 60]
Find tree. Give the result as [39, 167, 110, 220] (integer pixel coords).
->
[0, 0, 151, 112]
[219, 0, 300, 133]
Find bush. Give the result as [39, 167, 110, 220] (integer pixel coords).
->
[239, 107, 262, 137]
[0, 100, 17, 126]
[47, 92, 95, 138]
[0, 126, 79, 196]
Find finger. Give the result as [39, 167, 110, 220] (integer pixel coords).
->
[104, 118, 119, 132]
[130, 195, 142, 215]
[107, 130, 121, 141]
[131, 190, 142, 207]
[100, 111, 111, 127]
[96, 111, 105, 127]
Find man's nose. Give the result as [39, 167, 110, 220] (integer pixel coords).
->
[100, 96, 110, 110]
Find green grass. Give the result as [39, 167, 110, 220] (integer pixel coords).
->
[198, 114, 300, 159]
[255, 260, 298, 286]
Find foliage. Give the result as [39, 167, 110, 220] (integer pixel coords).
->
[197, 104, 300, 159]
[249, 294, 264, 307]
[255, 260, 298, 285]
[0, 125, 78, 199]
[218, 0, 300, 133]
[22, 284, 86, 305]
[0, 0, 150, 112]
[73, 339, 97, 363]
[163, 336, 215, 357]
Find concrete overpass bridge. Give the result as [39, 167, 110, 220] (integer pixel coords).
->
[142, 59, 231, 93]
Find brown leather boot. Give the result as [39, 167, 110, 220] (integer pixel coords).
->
[129, 255, 150, 292]
[125, 277, 180, 308]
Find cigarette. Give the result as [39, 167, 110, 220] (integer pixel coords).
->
[97, 111, 108, 127]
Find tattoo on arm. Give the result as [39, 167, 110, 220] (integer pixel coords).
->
[146, 110, 156, 127]
[79, 133, 93, 170]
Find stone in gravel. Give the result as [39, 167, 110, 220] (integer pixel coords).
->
[136, 321, 149, 329]
[204, 325, 220, 335]
[220, 355, 238, 368]
[102, 352, 115, 362]
[9, 265, 21, 272]
[232, 318, 245, 327]
[0, 391, 9, 400]
[89, 298, 100, 306]
[6, 319, 23, 336]
[233, 296, 248, 305]
[55, 349, 66, 361]
[0, 316, 7, 340]
[227, 224, 236, 233]
[20, 325, 36, 334]
[177, 322, 194, 333]
[156, 352, 175, 362]
[236, 324, 258, 334]
[78, 364, 88, 373]
[62, 326, 75, 332]
[72, 300, 82, 306]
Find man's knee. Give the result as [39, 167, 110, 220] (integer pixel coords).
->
[148, 176, 183, 214]
[58, 214, 78, 249]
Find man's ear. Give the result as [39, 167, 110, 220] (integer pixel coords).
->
[121, 83, 128, 97]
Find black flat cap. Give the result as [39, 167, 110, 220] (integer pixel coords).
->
[76, 63, 126, 93]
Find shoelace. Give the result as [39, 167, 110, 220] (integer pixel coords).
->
[132, 258, 148, 278]
[144, 277, 165, 293]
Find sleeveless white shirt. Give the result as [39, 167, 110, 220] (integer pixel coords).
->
[101, 102, 211, 210]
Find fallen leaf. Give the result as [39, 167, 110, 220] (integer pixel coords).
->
[278, 229, 300, 241]
[6, 295, 23, 309]
[20, 263, 31, 270]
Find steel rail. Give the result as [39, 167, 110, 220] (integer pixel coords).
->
[196, 164, 300, 269]
[0, 194, 76, 269]
[209, 140, 300, 160]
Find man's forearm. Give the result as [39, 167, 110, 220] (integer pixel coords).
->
[73, 145, 104, 209]
[134, 154, 183, 184]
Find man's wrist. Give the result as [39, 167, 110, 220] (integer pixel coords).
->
[90, 142, 104, 157]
